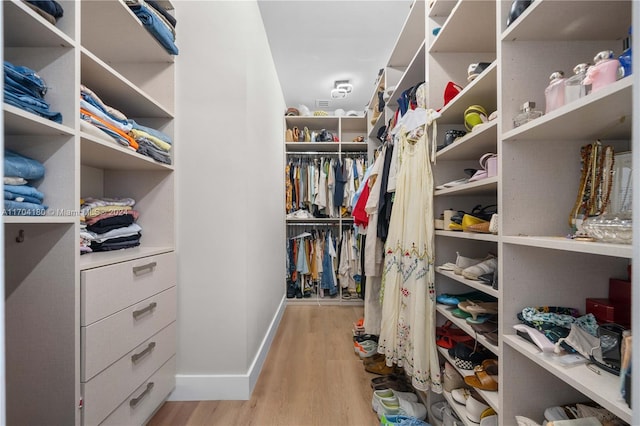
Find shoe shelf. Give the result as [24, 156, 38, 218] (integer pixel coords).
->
[429, 0, 496, 53]
[502, 236, 632, 260]
[435, 231, 498, 243]
[4, 104, 75, 137]
[502, 77, 632, 141]
[436, 62, 497, 126]
[500, 0, 630, 42]
[436, 121, 497, 161]
[503, 334, 631, 424]
[435, 268, 498, 299]
[442, 391, 476, 426]
[437, 346, 499, 413]
[436, 305, 498, 357]
[434, 177, 497, 196]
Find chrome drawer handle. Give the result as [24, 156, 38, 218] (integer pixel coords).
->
[132, 302, 157, 319]
[132, 261, 157, 275]
[129, 382, 154, 408]
[131, 342, 156, 364]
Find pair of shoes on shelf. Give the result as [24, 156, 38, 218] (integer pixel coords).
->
[462, 256, 497, 281]
[372, 389, 426, 421]
[458, 301, 498, 322]
[464, 359, 498, 391]
[456, 390, 494, 424]
[436, 290, 494, 307]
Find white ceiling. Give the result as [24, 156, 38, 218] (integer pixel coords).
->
[258, 0, 414, 114]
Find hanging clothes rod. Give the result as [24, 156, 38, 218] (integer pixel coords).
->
[286, 221, 342, 226]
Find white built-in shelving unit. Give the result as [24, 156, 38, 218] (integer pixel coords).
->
[3, 0, 177, 424]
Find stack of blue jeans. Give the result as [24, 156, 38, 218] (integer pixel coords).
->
[4, 61, 62, 123]
[126, 0, 178, 55]
[4, 150, 48, 216]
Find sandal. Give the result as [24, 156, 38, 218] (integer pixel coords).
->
[464, 359, 498, 391]
[436, 321, 474, 349]
[458, 301, 498, 321]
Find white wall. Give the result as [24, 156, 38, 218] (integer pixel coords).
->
[172, 0, 286, 400]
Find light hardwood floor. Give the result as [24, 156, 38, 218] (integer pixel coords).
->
[148, 304, 381, 426]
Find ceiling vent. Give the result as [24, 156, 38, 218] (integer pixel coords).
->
[315, 99, 331, 108]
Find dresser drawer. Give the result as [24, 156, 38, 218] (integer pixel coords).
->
[93, 356, 176, 426]
[82, 287, 176, 381]
[82, 322, 176, 426]
[81, 252, 176, 326]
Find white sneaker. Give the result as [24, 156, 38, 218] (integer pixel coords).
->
[454, 252, 484, 275]
[462, 256, 497, 280]
[372, 389, 418, 415]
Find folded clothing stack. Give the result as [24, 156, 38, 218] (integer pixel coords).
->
[129, 119, 172, 165]
[4, 150, 48, 216]
[80, 197, 141, 254]
[4, 61, 62, 123]
[125, 0, 178, 55]
[23, 0, 64, 24]
[80, 84, 173, 165]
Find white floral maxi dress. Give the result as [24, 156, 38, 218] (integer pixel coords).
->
[378, 129, 442, 393]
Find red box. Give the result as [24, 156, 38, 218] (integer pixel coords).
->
[609, 278, 631, 304]
[586, 298, 616, 324]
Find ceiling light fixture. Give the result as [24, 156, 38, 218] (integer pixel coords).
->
[331, 80, 353, 99]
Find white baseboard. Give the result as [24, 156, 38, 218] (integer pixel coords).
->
[168, 295, 286, 401]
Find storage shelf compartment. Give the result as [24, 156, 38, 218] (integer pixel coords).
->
[3, 0, 75, 48]
[435, 177, 497, 196]
[502, 236, 632, 259]
[340, 116, 367, 143]
[436, 267, 498, 299]
[501, 0, 630, 42]
[502, 77, 632, 141]
[435, 230, 498, 243]
[429, 0, 496, 53]
[81, 132, 173, 171]
[284, 116, 340, 129]
[81, 0, 175, 63]
[436, 305, 499, 356]
[386, 41, 426, 107]
[428, 0, 457, 18]
[4, 104, 74, 136]
[339, 142, 368, 152]
[437, 62, 497, 125]
[503, 334, 631, 423]
[81, 49, 174, 118]
[3, 216, 76, 224]
[387, 0, 425, 67]
[437, 346, 499, 413]
[436, 121, 497, 161]
[79, 246, 175, 271]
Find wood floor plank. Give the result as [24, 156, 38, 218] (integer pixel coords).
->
[147, 305, 381, 426]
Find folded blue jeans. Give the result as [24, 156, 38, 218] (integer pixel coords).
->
[128, 3, 179, 55]
[4, 150, 45, 180]
[4, 90, 63, 123]
[4, 61, 47, 99]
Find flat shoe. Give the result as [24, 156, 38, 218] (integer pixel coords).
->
[458, 301, 498, 321]
[365, 360, 397, 375]
[464, 361, 498, 391]
[462, 256, 497, 280]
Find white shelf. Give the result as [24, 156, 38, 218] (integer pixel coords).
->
[3, 0, 75, 48]
[436, 268, 498, 299]
[79, 246, 175, 271]
[80, 0, 175, 63]
[436, 305, 499, 356]
[503, 334, 631, 423]
[435, 230, 498, 243]
[3, 216, 76, 224]
[437, 346, 500, 413]
[286, 218, 345, 224]
[387, 0, 426, 67]
[285, 142, 340, 153]
[429, 0, 496, 53]
[81, 49, 174, 118]
[502, 236, 632, 259]
[502, 77, 632, 141]
[501, 0, 630, 42]
[284, 116, 340, 129]
[3, 104, 74, 136]
[428, 0, 457, 18]
[436, 121, 497, 161]
[437, 62, 498, 125]
[339, 142, 368, 152]
[386, 41, 426, 107]
[435, 177, 497, 196]
[81, 132, 173, 171]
